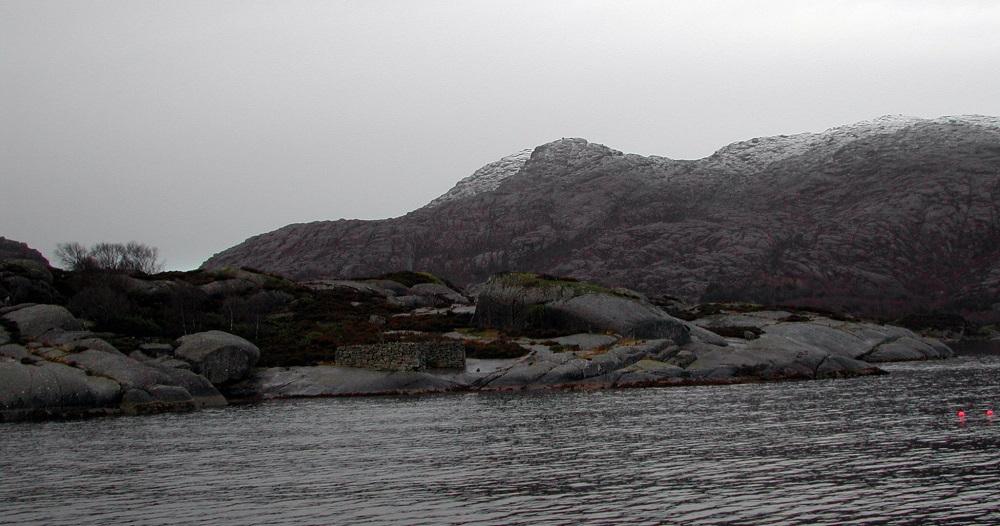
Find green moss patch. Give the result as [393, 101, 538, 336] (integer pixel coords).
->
[491, 272, 617, 296]
[363, 271, 445, 288]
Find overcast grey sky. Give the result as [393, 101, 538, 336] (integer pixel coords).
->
[3, 0, 999, 270]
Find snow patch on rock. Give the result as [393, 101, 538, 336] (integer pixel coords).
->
[426, 149, 533, 208]
[704, 114, 1000, 173]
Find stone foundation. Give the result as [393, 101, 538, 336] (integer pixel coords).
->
[335, 342, 465, 371]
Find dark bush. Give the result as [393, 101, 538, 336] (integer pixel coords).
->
[56, 241, 163, 274]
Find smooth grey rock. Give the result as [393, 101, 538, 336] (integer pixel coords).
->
[923, 338, 955, 358]
[546, 293, 692, 342]
[64, 350, 177, 389]
[386, 295, 434, 308]
[129, 350, 153, 362]
[121, 388, 154, 406]
[156, 357, 192, 370]
[764, 322, 871, 359]
[587, 340, 673, 376]
[476, 358, 563, 389]
[0, 303, 36, 316]
[66, 337, 123, 356]
[866, 337, 940, 362]
[143, 362, 226, 408]
[365, 279, 410, 296]
[234, 366, 462, 398]
[131, 351, 192, 371]
[37, 330, 96, 346]
[311, 280, 396, 297]
[2, 304, 83, 339]
[549, 333, 617, 351]
[174, 330, 260, 384]
[0, 360, 121, 419]
[478, 340, 674, 389]
[120, 385, 196, 415]
[409, 283, 468, 305]
[63, 349, 226, 409]
[815, 355, 877, 378]
[692, 313, 782, 330]
[0, 344, 29, 360]
[33, 347, 68, 361]
[138, 343, 175, 357]
[688, 324, 730, 347]
[688, 334, 831, 379]
[148, 385, 194, 404]
[668, 349, 697, 368]
[833, 322, 918, 348]
[534, 358, 597, 385]
[616, 360, 687, 386]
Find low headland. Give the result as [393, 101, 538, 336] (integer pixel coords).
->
[1, 237, 973, 423]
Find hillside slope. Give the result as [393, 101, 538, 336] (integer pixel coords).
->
[203, 115, 1000, 319]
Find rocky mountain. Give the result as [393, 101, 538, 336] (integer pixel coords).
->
[0, 237, 49, 266]
[203, 115, 1000, 320]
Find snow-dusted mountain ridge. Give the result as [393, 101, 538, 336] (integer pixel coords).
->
[426, 149, 533, 208]
[205, 114, 1000, 321]
[427, 115, 1000, 206]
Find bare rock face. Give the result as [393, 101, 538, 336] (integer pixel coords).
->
[0, 237, 49, 266]
[0, 360, 121, 420]
[203, 115, 1000, 320]
[690, 310, 953, 362]
[0, 238, 58, 305]
[0, 305, 230, 421]
[174, 330, 260, 384]
[2, 304, 84, 339]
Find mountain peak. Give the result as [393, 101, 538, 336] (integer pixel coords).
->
[204, 115, 1000, 321]
[425, 148, 533, 208]
[425, 138, 623, 209]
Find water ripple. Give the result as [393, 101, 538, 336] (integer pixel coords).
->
[2, 356, 999, 525]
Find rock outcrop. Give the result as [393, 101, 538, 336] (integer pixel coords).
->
[174, 330, 260, 384]
[0, 238, 60, 306]
[2, 304, 84, 339]
[0, 304, 232, 422]
[472, 273, 701, 342]
[0, 237, 49, 266]
[691, 310, 954, 362]
[304, 276, 468, 309]
[229, 278, 952, 401]
[203, 115, 1000, 321]
[228, 366, 465, 399]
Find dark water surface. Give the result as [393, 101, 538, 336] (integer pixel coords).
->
[2, 355, 999, 525]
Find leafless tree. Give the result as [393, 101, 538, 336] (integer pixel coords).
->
[56, 241, 163, 274]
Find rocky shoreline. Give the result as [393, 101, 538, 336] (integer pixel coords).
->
[0, 247, 956, 423]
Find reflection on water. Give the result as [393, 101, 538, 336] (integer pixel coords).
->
[2, 355, 999, 525]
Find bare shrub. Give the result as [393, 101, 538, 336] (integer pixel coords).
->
[56, 241, 163, 274]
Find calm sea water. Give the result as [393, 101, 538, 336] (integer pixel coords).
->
[2, 354, 999, 525]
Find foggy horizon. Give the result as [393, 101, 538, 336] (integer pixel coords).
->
[4, 0, 1000, 270]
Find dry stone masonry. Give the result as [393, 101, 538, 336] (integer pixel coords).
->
[335, 342, 465, 371]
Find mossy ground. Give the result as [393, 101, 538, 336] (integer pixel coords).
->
[491, 272, 618, 296]
[49, 268, 479, 367]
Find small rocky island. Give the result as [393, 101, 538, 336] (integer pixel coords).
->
[1, 237, 956, 422]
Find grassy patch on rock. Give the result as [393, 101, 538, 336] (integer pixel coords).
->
[490, 272, 620, 297]
[360, 271, 446, 288]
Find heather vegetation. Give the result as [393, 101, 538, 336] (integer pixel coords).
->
[30, 254, 505, 366]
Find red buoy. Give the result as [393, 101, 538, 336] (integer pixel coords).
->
[958, 410, 967, 418]
[988, 409, 995, 417]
